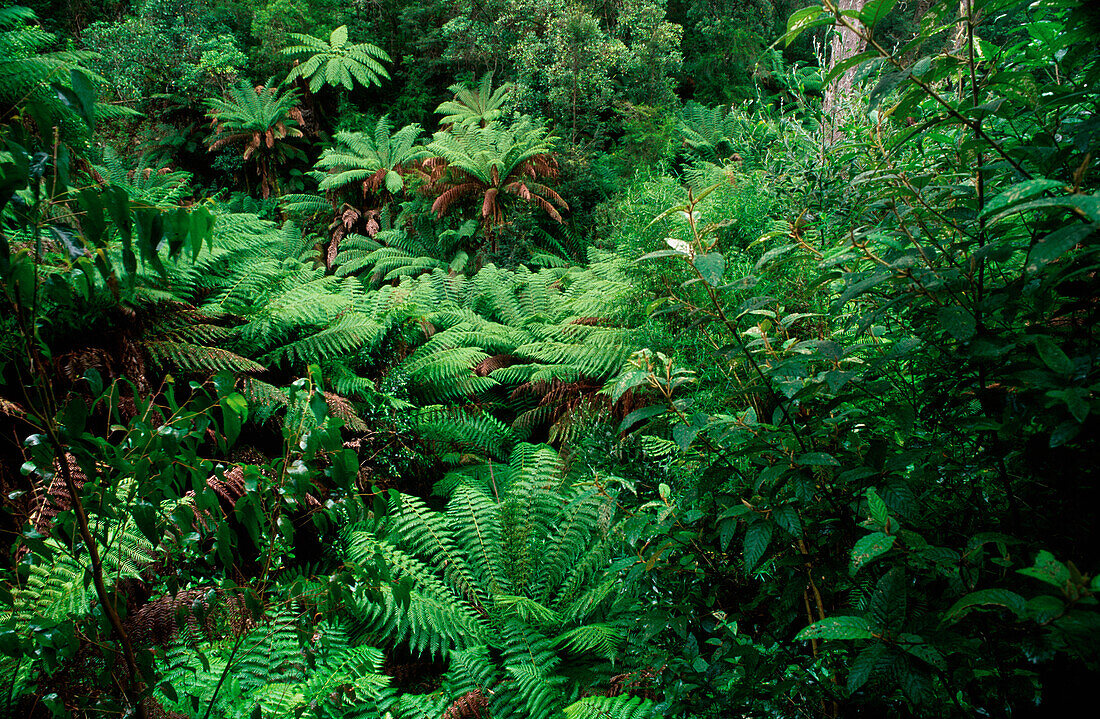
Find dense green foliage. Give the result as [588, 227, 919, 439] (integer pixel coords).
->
[2, 0, 1098, 717]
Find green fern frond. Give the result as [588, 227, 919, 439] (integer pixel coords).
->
[147, 341, 266, 374]
[282, 25, 391, 93]
[267, 312, 386, 366]
[412, 406, 516, 461]
[554, 622, 625, 661]
[563, 695, 664, 719]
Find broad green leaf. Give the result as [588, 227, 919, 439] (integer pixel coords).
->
[216, 521, 234, 567]
[910, 56, 932, 77]
[672, 422, 699, 451]
[938, 306, 975, 341]
[859, 0, 898, 28]
[69, 69, 97, 131]
[983, 179, 1064, 216]
[848, 643, 892, 692]
[609, 369, 651, 402]
[76, 188, 106, 247]
[223, 392, 249, 423]
[693, 252, 725, 286]
[63, 396, 87, 437]
[132, 500, 159, 545]
[743, 521, 773, 572]
[1017, 550, 1070, 589]
[823, 50, 879, 85]
[50, 225, 83, 261]
[796, 615, 875, 641]
[189, 206, 216, 260]
[1026, 223, 1095, 273]
[898, 636, 946, 671]
[719, 518, 738, 551]
[1058, 387, 1089, 423]
[850, 532, 896, 575]
[773, 504, 803, 538]
[990, 194, 1100, 224]
[618, 404, 668, 433]
[867, 488, 888, 526]
[782, 5, 831, 47]
[869, 69, 911, 109]
[869, 567, 907, 632]
[1049, 420, 1080, 447]
[1025, 594, 1065, 623]
[943, 588, 1026, 622]
[1034, 335, 1074, 375]
[796, 452, 839, 466]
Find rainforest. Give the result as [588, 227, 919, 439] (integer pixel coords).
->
[1, 0, 1098, 717]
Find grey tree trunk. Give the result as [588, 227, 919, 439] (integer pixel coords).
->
[822, 0, 869, 145]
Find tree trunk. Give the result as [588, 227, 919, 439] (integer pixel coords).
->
[822, 0, 869, 145]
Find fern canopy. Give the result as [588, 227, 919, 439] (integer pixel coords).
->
[282, 25, 391, 93]
[436, 72, 514, 130]
[343, 443, 644, 718]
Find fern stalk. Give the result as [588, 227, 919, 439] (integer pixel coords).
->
[51, 446, 149, 718]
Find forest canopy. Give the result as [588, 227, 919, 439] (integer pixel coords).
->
[1, 0, 1098, 717]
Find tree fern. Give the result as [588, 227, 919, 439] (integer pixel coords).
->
[678, 101, 739, 164]
[341, 445, 641, 717]
[436, 72, 514, 130]
[315, 116, 427, 197]
[205, 80, 304, 198]
[282, 25, 391, 93]
[424, 116, 568, 238]
[562, 696, 663, 719]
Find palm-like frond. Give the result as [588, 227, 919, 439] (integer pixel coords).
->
[315, 115, 427, 197]
[436, 72, 514, 130]
[282, 25, 391, 93]
[205, 80, 304, 197]
[342, 444, 639, 717]
[425, 117, 568, 232]
[205, 80, 303, 156]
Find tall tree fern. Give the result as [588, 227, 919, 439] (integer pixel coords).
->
[205, 80, 305, 198]
[282, 25, 391, 93]
[424, 117, 569, 248]
[436, 72, 514, 130]
[343, 443, 652, 719]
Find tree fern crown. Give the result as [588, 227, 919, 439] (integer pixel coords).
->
[281, 25, 392, 93]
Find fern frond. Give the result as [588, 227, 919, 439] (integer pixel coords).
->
[563, 696, 664, 719]
[413, 406, 516, 462]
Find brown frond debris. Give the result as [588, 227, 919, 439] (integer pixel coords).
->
[28, 453, 87, 539]
[324, 391, 369, 432]
[443, 689, 489, 719]
[473, 354, 523, 377]
[124, 587, 254, 647]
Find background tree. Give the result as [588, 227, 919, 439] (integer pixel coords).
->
[821, 0, 868, 143]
